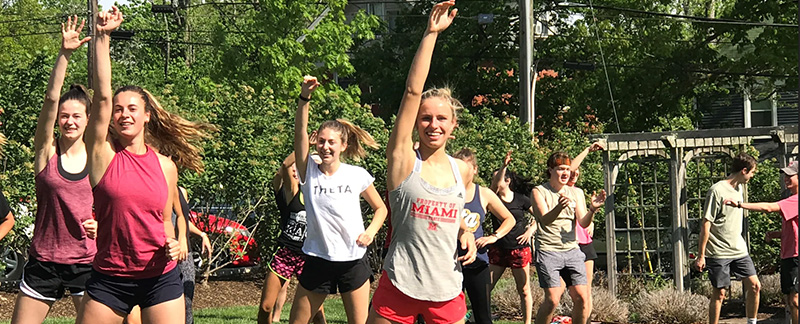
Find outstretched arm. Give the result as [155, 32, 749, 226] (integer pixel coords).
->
[724, 198, 781, 213]
[490, 150, 512, 192]
[35, 16, 92, 174]
[571, 142, 604, 171]
[86, 7, 123, 186]
[387, 1, 457, 190]
[294, 76, 320, 182]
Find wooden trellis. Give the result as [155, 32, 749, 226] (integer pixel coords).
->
[592, 126, 798, 294]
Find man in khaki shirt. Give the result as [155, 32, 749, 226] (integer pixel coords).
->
[695, 153, 761, 324]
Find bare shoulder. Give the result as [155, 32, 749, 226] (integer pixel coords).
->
[155, 151, 178, 176]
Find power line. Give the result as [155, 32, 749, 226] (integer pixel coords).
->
[557, 2, 797, 28]
[587, 0, 621, 133]
[0, 30, 60, 38]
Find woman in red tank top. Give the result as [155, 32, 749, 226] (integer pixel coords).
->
[76, 7, 212, 324]
[10, 16, 98, 324]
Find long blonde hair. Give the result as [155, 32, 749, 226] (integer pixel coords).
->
[114, 86, 216, 173]
[318, 119, 378, 161]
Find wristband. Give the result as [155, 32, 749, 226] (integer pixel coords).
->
[299, 94, 311, 102]
[737, 201, 742, 208]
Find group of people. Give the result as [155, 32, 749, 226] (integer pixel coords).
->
[3, 7, 212, 324]
[255, 2, 607, 324]
[0, 2, 606, 324]
[693, 153, 799, 324]
[1, 1, 795, 324]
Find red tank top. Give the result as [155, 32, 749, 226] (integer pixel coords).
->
[29, 148, 96, 264]
[92, 142, 175, 278]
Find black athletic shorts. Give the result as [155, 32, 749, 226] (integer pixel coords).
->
[781, 257, 799, 294]
[298, 255, 371, 294]
[706, 256, 757, 289]
[579, 243, 597, 261]
[20, 258, 92, 301]
[86, 266, 183, 314]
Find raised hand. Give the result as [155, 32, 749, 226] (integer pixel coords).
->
[588, 142, 605, 152]
[590, 190, 607, 210]
[427, 0, 457, 33]
[503, 150, 513, 166]
[96, 6, 123, 35]
[300, 75, 320, 99]
[61, 15, 91, 51]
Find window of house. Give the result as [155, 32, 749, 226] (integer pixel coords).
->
[745, 92, 776, 127]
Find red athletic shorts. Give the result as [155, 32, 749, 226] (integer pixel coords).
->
[488, 245, 532, 268]
[371, 271, 466, 324]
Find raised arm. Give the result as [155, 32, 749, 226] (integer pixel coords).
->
[294, 76, 319, 182]
[387, 1, 457, 190]
[571, 142, 604, 171]
[86, 7, 123, 186]
[490, 150, 512, 192]
[577, 190, 605, 229]
[34, 16, 91, 174]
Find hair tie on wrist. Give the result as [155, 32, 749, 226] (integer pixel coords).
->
[299, 94, 311, 102]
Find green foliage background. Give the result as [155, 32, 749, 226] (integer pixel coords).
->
[0, 0, 795, 279]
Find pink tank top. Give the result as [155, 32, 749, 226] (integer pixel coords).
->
[29, 149, 96, 264]
[92, 142, 175, 278]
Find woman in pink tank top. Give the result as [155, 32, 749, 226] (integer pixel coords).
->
[76, 7, 212, 324]
[10, 16, 98, 324]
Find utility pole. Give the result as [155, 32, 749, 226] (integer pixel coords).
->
[519, 0, 534, 133]
[164, 14, 170, 81]
[87, 0, 97, 88]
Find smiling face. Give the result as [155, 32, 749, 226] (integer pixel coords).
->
[57, 100, 88, 141]
[416, 97, 457, 150]
[784, 173, 798, 193]
[112, 91, 151, 140]
[567, 169, 580, 187]
[316, 127, 346, 165]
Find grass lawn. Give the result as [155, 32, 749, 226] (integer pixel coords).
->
[1, 297, 520, 324]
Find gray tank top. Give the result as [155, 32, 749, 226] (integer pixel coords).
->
[384, 152, 465, 301]
[534, 182, 580, 252]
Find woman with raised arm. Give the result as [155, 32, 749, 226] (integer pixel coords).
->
[368, 2, 477, 324]
[258, 152, 326, 324]
[488, 150, 535, 324]
[10, 15, 97, 324]
[453, 148, 516, 324]
[76, 7, 210, 324]
[288, 76, 386, 324]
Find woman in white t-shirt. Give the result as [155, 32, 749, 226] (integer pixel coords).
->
[288, 76, 387, 324]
